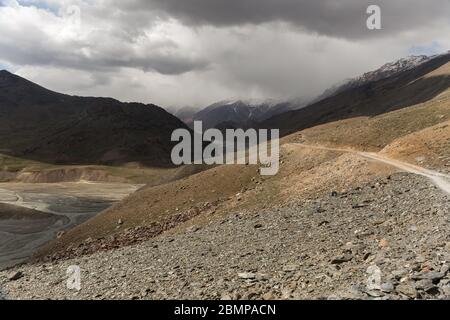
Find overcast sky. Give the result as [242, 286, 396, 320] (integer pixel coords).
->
[0, 0, 449, 108]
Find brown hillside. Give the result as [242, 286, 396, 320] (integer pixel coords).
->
[34, 57, 450, 262]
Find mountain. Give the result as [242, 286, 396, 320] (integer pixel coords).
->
[0, 70, 189, 167]
[32, 53, 450, 274]
[165, 106, 197, 125]
[174, 55, 440, 132]
[260, 52, 450, 135]
[189, 99, 294, 130]
[315, 55, 432, 102]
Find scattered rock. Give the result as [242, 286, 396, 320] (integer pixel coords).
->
[366, 290, 384, 297]
[378, 239, 389, 248]
[7, 271, 23, 281]
[396, 282, 417, 299]
[414, 279, 434, 291]
[411, 271, 446, 282]
[282, 264, 298, 272]
[362, 252, 371, 261]
[220, 293, 233, 300]
[380, 282, 394, 293]
[391, 269, 407, 280]
[318, 220, 330, 227]
[441, 284, 450, 296]
[330, 252, 353, 264]
[238, 272, 256, 280]
[187, 226, 201, 233]
[261, 292, 276, 300]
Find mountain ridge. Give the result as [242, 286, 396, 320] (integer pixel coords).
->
[187, 99, 296, 130]
[316, 55, 432, 101]
[167, 53, 448, 131]
[260, 53, 450, 135]
[0, 71, 189, 167]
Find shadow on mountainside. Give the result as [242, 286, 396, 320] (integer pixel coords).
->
[0, 70, 190, 168]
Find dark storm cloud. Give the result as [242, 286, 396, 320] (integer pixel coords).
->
[119, 0, 450, 39]
[1, 0, 449, 107]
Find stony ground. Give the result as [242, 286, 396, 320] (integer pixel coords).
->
[0, 172, 449, 300]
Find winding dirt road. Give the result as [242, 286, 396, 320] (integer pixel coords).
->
[292, 143, 450, 196]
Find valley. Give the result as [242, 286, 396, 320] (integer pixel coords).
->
[1, 0, 450, 305]
[2, 171, 448, 300]
[0, 182, 141, 270]
[0, 52, 448, 300]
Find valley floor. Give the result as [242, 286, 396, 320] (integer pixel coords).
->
[1, 172, 449, 300]
[0, 182, 141, 270]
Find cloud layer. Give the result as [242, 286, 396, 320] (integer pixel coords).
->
[0, 0, 449, 107]
[119, 0, 450, 39]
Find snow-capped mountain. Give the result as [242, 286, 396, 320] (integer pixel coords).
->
[317, 55, 431, 102]
[188, 99, 295, 130]
[172, 53, 449, 131]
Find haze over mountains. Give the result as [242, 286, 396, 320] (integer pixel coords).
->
[167, 54, 449, 132]
[187, 99, 296, 130]
[315, 55, 433, 102]
[261, 52, 450, 135]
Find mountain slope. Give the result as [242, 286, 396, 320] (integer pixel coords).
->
[261, 53, 450, 135]
[0, 71, 188, 167]
[317, 55, 431, 101]
[190, 99, 294, 129]
[30, 52, 450, 263]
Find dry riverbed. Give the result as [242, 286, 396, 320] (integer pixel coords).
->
[0, 182, 141, 270]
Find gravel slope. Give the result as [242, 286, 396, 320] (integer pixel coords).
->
[1, 173, 449, 300]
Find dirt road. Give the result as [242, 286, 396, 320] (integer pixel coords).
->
[291, 143, 450, 195]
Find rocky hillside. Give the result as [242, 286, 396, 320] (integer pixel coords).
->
[0, 53, 448, 300]
[1, 172, 449, 299]
[26, 51, 450, 266]
[0, 71, 188, 167]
